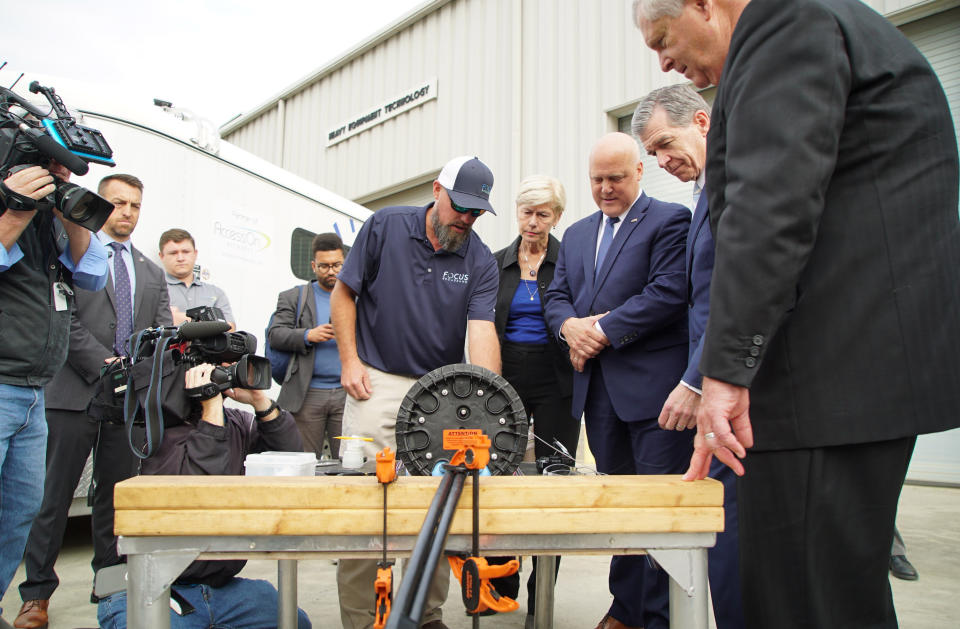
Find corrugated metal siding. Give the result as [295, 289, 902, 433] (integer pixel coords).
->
[366, 180, 435, 211]
[505, 0, 695, 247]
[222, 0, 674, 250]
[867, 0, 930, 12]
[865, 0, 958, 19]
[223, 0, 956, 251]
[264, 0, 520, 248]
[228, 106, 282, 165]
[902, 6, 960, 139]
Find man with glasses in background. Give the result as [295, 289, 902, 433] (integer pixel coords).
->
[268, 232, 347, 461]
[331, 156, 501, 629]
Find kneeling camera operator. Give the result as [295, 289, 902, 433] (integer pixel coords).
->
[97, 328, 312, 629]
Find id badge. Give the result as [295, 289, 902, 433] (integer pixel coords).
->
[53, 282, 72, 311]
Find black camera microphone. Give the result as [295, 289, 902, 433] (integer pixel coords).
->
[178, 320, 231, 340]
[18, 123, 89, 175]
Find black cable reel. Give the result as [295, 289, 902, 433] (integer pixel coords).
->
[396, 364, 528, 476]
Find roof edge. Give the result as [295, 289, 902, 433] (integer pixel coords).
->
[219, 0, 452, 136]
[885, 0, 959, 25]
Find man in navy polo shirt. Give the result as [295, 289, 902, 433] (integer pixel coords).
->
[331, 155, 501, 629]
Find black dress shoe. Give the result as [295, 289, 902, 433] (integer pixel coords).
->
[890, 554, 919, 580]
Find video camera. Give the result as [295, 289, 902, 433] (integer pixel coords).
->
[174, 305, 270, 393]
[131, 315, 273, 395]
[0, 70, 117, 232]
[89, 312, 274, 458]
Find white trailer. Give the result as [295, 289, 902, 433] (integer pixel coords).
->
[10, 75, 371, 514]
[68, 93, 370, 337]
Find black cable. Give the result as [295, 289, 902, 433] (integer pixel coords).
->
[410, 470, 465, 622]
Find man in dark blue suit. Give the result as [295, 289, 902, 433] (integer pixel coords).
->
[544, 132, 690, 629]
[633, 84, 744, 629]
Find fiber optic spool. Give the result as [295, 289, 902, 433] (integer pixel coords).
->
[396, 363, 528, 476]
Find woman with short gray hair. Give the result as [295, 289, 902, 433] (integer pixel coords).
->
[489, 175, 577, 626]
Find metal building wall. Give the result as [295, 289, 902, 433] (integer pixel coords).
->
[222, 0, 678, 250]
[238, 0, 524, 250]
[511, 0, 686, 247]
[227, 106, 282, 166]
[222, 0, 955, 251]
[870, 0, 959, 21]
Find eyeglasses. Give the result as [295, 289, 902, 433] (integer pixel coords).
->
[314, 262, 343, 272]
[450, 199, 485, 218]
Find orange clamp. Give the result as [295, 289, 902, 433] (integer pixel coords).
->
[448, 555, 520, 614]
[376, 447, 397, 484]
[448, 434, 491, 471]
[373, 565, 393, 629]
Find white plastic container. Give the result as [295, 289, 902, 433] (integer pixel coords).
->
[244, 451, 317, 476]
[340, 439, 366, 469]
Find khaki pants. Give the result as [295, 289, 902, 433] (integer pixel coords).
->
[336, 364, 450, 629]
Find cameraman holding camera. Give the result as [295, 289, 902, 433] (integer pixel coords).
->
[0, 163, 108, 625]
[15, 174, 172, 629]
[95, 362, 312, 629]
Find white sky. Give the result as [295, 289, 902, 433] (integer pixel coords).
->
[3, 0, 426, 126]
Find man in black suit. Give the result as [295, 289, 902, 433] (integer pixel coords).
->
[268, 232, 345, 460]
[15, 174, 173, 629]
[634, 1, 960, 627]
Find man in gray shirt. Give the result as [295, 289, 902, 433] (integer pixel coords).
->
[159, 228, 235, 329]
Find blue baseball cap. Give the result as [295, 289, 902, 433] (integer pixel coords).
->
[437, 156, 496, 215]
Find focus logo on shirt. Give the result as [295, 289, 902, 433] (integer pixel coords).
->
[442, 271, 469, 284]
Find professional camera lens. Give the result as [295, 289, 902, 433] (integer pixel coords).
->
[210, 355, 272, 390]
[236, 355, 272, 389]
[55, 181, 115, 232]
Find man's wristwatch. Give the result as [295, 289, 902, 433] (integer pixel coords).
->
[254, 400, 279, 419]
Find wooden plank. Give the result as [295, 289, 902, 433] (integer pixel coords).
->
[114, 475, 722, 510]
[115, 506, 725, 536]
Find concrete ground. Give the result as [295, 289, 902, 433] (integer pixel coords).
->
[2, 483, 959, 628]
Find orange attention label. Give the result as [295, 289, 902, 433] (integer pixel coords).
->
[443, 429, 483, 450]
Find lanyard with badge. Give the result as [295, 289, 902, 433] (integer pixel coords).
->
[47, 211, 74, 311]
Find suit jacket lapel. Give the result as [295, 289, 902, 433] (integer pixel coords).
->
[102, 238, 117, 311]
[301, 283, 317, 328]
[104, 271, 117, 311]
[686, 192, 709, 279]
[131, 246, 149, 323]
[593, 194, 650, 298]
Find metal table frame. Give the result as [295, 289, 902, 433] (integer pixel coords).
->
[119, 531, 712, 629]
